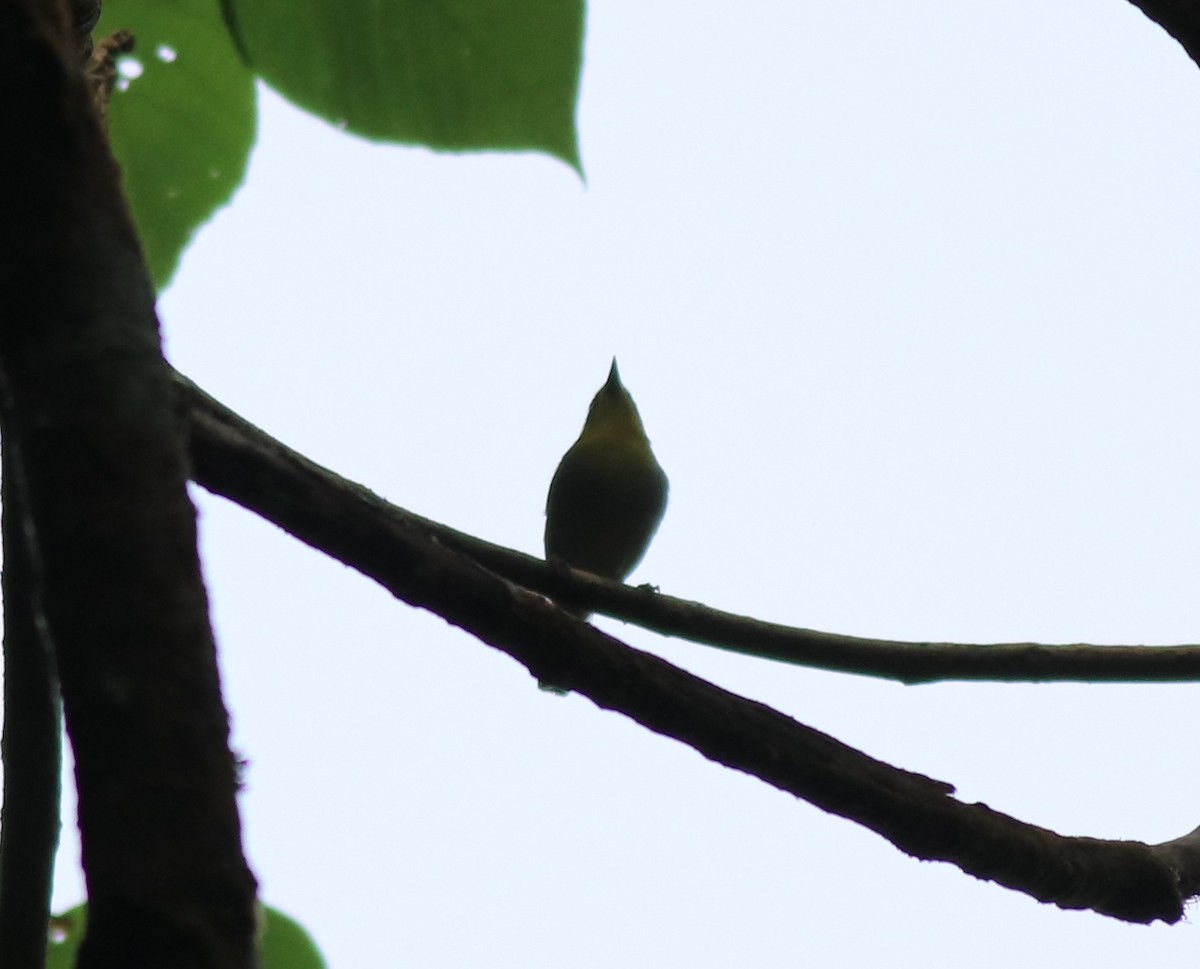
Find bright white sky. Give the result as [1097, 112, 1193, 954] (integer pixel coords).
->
[48, 2, 1200, 965]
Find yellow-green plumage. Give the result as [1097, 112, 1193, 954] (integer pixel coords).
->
[544, 359, 668, 616]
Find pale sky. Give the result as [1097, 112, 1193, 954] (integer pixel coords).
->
[49, 2, 1200, 965]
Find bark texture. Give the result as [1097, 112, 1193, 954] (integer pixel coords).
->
[0, 2, 257, 966]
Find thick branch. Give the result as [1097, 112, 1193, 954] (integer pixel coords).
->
[0, 2, 256, 967]
[0, 429, 62, 969]
[1124, 0, 1200, 72]
[178, 374, 1198, 923]
[1152, 825, 1200, 897]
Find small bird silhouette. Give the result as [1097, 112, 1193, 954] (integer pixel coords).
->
[544, 358, 669, 621]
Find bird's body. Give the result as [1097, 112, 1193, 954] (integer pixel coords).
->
[544, 360, 668, 616]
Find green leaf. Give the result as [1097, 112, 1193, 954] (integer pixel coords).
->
[99, 0, 257, 288]
[45, 906, 84, 969]
[47, 902, 328, 969]
[222, 0, 584, 172]
[259, 905, 328, 969]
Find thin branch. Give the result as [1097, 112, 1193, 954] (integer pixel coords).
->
[560, 590, 1200, 686]
[175, 374, 1200, 686]
[178, 373, 1199, 923]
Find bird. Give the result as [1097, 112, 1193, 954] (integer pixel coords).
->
[544, 358, 669, 620]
